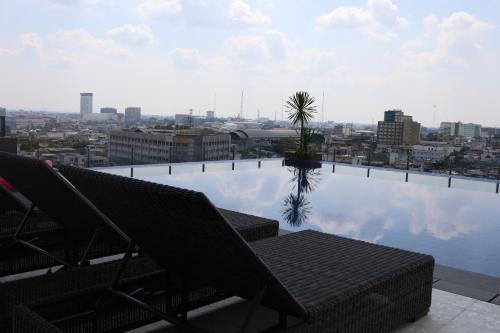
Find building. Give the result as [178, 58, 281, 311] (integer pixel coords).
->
[108, 129, 231, 164]
[440, 122, 482, 139]
[384, 110, 405, 122]
[80, 93, 93, 116]
[0, 108, 17, 154]
[377, 110, 421, 146]
[82, 113, 116, 122]
[206, 111, 215, 119]
[0, 108, 6, 137]
[175, 114, 192, 127]
[333, 124, 352, 137]
[125, 107, 141, 125]
[412, 143, 457, 163]
[100, 107, 118, 114]
[230, 129, 299, 149]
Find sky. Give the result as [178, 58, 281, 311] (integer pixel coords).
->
[0, 0, 499, 127]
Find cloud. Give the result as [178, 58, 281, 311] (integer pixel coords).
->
[315, 0, 407, 40]
[136, 0, 182, 18]
[308, 206, 393, 243]
[222, 30, 289, 64]
[0, 48, 21, 57]
[228, 0, 271, 26]
[170, 48, 202, 68]
[391, 184, 475, 240]
[404, 12, 495, 68]
[44, 0, 101, 8]
[223, 35, 272, 62]
[19, 33, 44, 57]
[49, 29, 135, 59]
[108, 24, 156, 45]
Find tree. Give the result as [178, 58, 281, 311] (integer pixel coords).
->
[286, 91, 317, 153]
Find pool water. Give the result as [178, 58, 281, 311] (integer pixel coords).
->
[98, 160, 500, 278]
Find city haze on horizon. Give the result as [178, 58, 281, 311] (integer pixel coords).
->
[1, 0, 499, 127]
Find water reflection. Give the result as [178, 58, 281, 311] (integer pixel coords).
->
[281, 167, 321, 227]
[106, 161, 500, 277]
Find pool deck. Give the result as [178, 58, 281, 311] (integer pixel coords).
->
[130, 289, 500, 333]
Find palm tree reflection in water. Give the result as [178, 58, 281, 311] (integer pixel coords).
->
[282, 167, 321, 227]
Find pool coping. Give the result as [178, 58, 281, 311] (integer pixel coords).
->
[433, 264, 500, 305]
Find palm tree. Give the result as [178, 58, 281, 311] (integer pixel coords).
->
[286, 91, 317, 153]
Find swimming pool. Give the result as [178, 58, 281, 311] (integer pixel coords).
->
[97, 159, 500, 278]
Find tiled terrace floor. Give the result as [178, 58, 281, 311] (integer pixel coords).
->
[131, 289, 500, 333]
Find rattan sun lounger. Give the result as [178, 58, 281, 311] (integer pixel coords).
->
[43, 167, 434, 333]
[0, 152, 279, 332]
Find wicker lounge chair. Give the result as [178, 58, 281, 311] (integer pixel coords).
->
[0, 152, 278, 332]
[52, 166, 435, 333]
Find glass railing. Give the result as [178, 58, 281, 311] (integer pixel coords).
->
[94, 158, 500, 195]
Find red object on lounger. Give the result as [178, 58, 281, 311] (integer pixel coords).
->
[0, 176, 15, 191]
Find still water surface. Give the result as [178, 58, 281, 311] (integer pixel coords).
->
[99, 160, 500, 278]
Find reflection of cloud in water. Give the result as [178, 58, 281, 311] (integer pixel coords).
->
[214, 173, 290, 217]
[308, 206, 393, 243]
[391, 184, 475, 240]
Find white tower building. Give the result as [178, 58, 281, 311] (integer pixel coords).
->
[80, 93, 93, 116]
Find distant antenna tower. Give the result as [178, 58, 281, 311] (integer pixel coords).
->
[239, 91, 244, 119]
[189, 108, 193, 127]
[257, 109, 260, 120]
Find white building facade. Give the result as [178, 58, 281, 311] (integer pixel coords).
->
[80, 93, 93, 116]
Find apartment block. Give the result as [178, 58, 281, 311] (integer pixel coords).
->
[377, 110, 421, 146]
[80, 93, 93, 116]
[108, 129, 231, 165]
[125, 107, 141, 125]
[440, 122, 482, 139]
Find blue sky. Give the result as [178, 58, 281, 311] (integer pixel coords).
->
[0, 0, 499, 126]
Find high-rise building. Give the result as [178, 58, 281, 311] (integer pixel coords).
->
[0, 107, 6, 137]
[125, 107, 141, 125]
[377, 110, 421, 146]
[0, 107, 17, 154]
[440, 122, 481, 139]
[206, 111, 215, 119]
[100, 107, 118, 114]
[80, 93, 93, 116]
[384, 110, 404, 123]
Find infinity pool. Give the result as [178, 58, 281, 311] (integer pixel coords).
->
[98, 160, 500, 278]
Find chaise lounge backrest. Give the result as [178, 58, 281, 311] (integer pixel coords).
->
[0, 152, 124, 243]
[59, 165, 306, 318]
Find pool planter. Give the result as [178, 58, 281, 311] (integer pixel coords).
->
[284, 151, 322, 168]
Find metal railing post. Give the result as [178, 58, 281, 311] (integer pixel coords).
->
[448, 158, 453, 188]
[406, 150, 410, 182]
[496, 164, 500, 194]
[130, 147, 134, 178]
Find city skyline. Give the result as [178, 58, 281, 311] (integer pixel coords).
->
[1, 0, 499, 126]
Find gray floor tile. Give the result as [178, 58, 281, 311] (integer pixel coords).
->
[431, 288, 477, 309]
[469, 301, 500, 321]
[436, 308, 500, 333]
